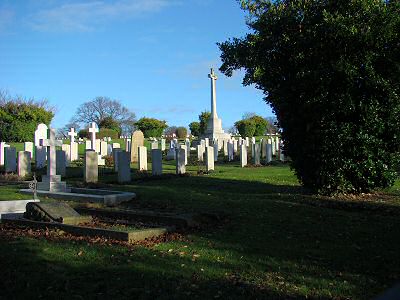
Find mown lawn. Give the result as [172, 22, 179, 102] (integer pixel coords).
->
[0, 162, 399, 299]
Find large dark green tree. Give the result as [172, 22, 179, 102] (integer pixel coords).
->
[219, 0, 400, 194]
[0, 91, 54, 142]
[135, 117, 167, 138]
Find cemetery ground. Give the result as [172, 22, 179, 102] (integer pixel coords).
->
[0, 159, 400, 299]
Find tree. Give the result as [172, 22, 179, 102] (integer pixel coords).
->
[176, 127, 188, 139]
[72, 96, 136, 135]
[235, 119, 256, 137]
[199, 111, 211, 135]
[189, 122, 200, 137]
[242, 114, 269, 136]
[219, 0, 400, 194]
[135, 117, 167, 138]
[0, 91, 54, 142]
[164, 126, 178, 136]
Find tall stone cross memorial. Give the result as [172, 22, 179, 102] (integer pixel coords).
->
[204, 68, 231, 142]
[38, 128, 68, 192]
[68, 127, 78, 161]
[89, 122, 99, 151]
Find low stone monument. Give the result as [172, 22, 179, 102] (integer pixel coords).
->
[24, 142, 34, 159]
[176, 148, 186, 174]
[240, 144, 247, 167]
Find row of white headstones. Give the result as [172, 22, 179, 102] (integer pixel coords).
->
[0, 121, 283, 181]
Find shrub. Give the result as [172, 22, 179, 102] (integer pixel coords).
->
[99, 116, 121, 134]
[248, 115, 269, 136]
[219, 0, 400, 194]
[135, 117, 167, 138]
[235, 119, 256, 137]
[189, 122, 200, 137]
[0, 101, 53, 142]
[78, 129, 89, 139]
[97, 128, 118, 139]
[199, 111, 211, 135]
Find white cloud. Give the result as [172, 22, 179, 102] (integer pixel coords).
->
[30, 0, 176, 32]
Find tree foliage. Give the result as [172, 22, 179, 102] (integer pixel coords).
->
[199, 111, 211, 135]
[72, 96, 136, 135]
[176, 127, 188, 139]
[235, 119, 256, 137]
[99, 116, 121, 134]
[135, 117, 167, 138]
[0, 91, 54, 142]
[189, 122, 200, 137]
[219, 0, 400, 194]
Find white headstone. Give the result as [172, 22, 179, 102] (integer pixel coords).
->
[100, 141, 108, 157]
[227, 141, 234, 161]
[253, 143, 260, 165]
[240, 144, 247, 167]
[24, 142, 34, 159]
[161, 139, 166, 151]
[0, 142, 9, 166]
[62, 144, 71, 166]
[266, 143, 272, 164]
[138, 146, 148, 171]
[88, 122, 99, 151]
[34, 123, 48, 147]
[176, 148, 186, 174]
[213, 143, 218, 162]
[180, 145, 188, 165]
[205, 146, 214, 172]
[68, 127, 78, 161]
[197, 145, 204, 162]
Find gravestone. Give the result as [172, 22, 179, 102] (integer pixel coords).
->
[62, 144, 71, 166]
[213, 143, 218, 162]
[113, 148, 122, 172]
[151, 141, 158, 150]
[112, 143, 120, 150]
[117, 151, 131, 183]
[84, 150, 98, 183]
[275, 136, 280, 152]
[34, 123, 48, 147]
[35, 146, 46, 168]
[176, 148, 186, 174]
[233, 139, 238, 154]
[161, 139, 166, 151]
[185, 139, 190, 157]
[100, 141, 108, 157]
[68, 127, 78, 161]
[95, 139, 101, 153]
[38, 128, 67, 192]
[261, 139, 267, 158]
[204, 138, 209, 147]
[125, 139, 131, 153]
[107, 144, 113, 156]
[240, 144, 247, 167]
[138, 146, 148, 171]
[17, 151, 31, 177]
[24, 202, 90, 225]
[152, 149, 163, 176]
[253, 144, 261, 165]
[205, 146, 214, 172]
[88, 122, 99, 151]
[85, 140, 92, 150]
[130, 131, 144, 163]
[5, 147, 16, 173]
[197, 145, 204, 162]
[266, 143, 272, 164]
[0, 142, 9, 166]
[227, 141, 234, 161]
[271, 139, 276, 156]
[56, 150, 66, 177]
[180, 145, 188, 165]
[24, 142, 34, 159]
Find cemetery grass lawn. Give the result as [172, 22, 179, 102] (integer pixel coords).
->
[0, 164, 399, 299]
[0, 184, 32, 201]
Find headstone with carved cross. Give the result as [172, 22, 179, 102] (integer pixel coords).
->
[37, 128, 69, 192]
[68, 127, 78, 161]
[88, 122, 99, 151]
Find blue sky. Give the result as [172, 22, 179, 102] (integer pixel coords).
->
[0, 0, 274, 130]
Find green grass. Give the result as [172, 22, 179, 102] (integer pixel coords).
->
[0, 162, 399, 299]
[0, 184, 32, 201]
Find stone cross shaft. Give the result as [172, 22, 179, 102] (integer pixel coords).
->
[88, 122, 99, 151]
[41, 128, 63, 177]
[208, 68, 218, 118]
